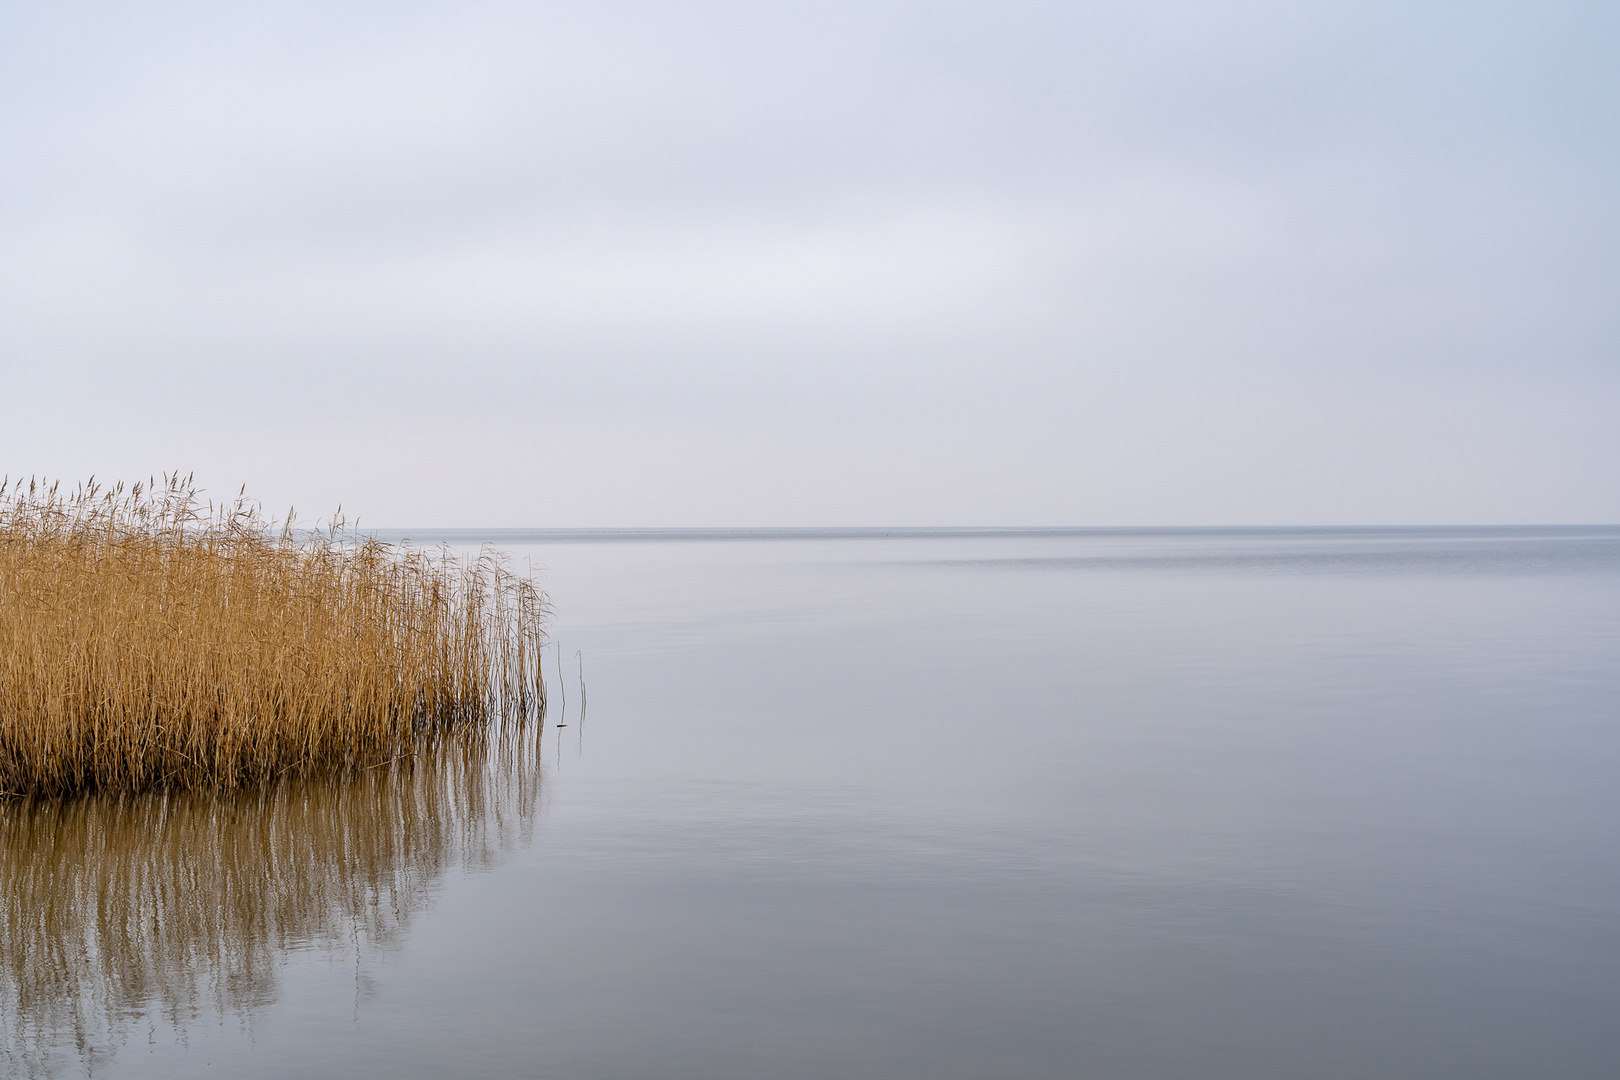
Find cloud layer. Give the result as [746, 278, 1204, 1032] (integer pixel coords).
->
[2, 0, 1616, 523]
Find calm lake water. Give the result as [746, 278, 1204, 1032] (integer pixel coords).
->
[6, 527, 1620, 1079]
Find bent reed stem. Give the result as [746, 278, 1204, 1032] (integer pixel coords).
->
[0, 475, 548, 797]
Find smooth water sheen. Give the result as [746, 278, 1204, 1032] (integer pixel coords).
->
[6, 527, 1620, 1079]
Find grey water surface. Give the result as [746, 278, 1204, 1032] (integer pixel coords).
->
[8, 527, 1620, 1079]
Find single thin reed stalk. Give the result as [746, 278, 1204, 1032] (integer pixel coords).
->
[0, 475, 548, 797]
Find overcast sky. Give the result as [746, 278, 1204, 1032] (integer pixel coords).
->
[2, 0, 1615, 525]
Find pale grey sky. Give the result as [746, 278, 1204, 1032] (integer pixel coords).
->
[2, 0, 1615, 525]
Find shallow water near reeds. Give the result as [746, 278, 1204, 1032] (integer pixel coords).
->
[6, 526, 1620, 1079]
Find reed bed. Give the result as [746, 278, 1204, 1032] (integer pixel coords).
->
[0, 476, 547, 797]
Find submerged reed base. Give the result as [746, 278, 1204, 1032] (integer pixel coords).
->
[0, 476, 547, 797]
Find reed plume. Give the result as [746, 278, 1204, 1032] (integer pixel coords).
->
[0, 475, 547, 796]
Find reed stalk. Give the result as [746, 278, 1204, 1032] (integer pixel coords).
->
[0, 475, 547, 796]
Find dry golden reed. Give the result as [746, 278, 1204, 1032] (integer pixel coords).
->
[0, 475, 547, 797]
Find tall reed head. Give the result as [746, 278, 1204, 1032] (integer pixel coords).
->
[0, 476, 548, 796]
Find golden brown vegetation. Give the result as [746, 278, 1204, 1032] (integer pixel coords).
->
[0, 728, 542, 1077]
[0, 476, 547, 797]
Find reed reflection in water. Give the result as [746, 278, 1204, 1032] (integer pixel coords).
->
[0, 726, 544, 1078]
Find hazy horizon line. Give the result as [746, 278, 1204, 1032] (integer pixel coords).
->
[360, 524, 1620, 541]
